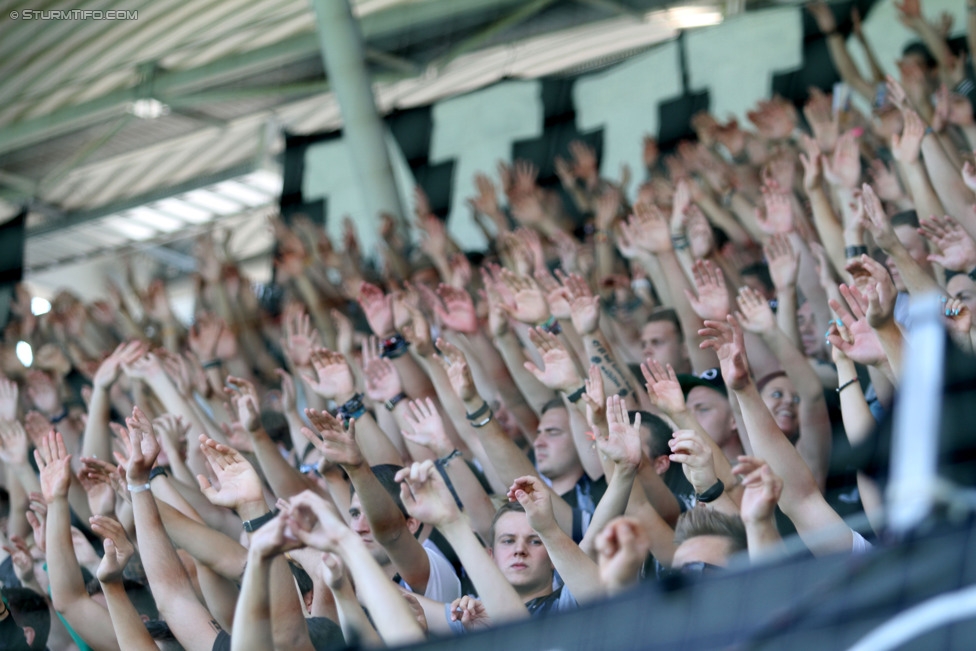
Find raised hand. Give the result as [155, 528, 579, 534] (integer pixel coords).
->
[401, 398, 452, 457]
[756, 188, 795, 235]
[498, 269, 550, 325]
[0, 376, 18, 422]
[196, 435, 264, 509]
[121, 350, 165, 381]
[80, 456, 129, 504]
[0, 420, 30, 466]
[435, 338, 477, 401]
[944, 297, 973, 334]
[280, 306, 320, 369]
[601, 395, 642, 470]
[287, 490, 353, 552]
[302, 409, 365, 469]
[617, 203, 672, 256]
[685, 259, 730, 321]
[35, 430, 72, 503]
[827, 289, 887, 365]
[891, 109, 925, 164]
[562, 272, 600, 335]
[434, 284, 479, 334]
[764, 234, 799, 291]
[93, 340, 148, 390]
[362, 338, 403, 403]
[508, 475, 557, 533]
[187, 313, 225, 362]
[359, 282, 395, 338]
[596, 517, 651, 592]
[90, 515, 135, 583]
[26, 494, 47, 554]
[868, 159, 906, 202]
[640, 359, 686, 416]
[122, 406, 160, 485]
[302, 348, 355, 402]
[580, 364, 607, 431]
[450, 596, 491, 631]
[668, 429, 719, 494]
[852, 256, 898, 328]
[699, 316, 750, 391]
[732, 457, 783, 525]
[735, 286, 776, 335]
[249, 511, 301, 560]
[823, 130, 861, 189]
[3, 535, 36, 585]
[919, 215, 976, 272]
[396, 460, 462, 526]
[858, 184, 900, 252]
[523, 328, 583, 392]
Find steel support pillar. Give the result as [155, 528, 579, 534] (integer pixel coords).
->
[309, 0, 406, 236]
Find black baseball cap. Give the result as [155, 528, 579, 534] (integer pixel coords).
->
[676, 368, 727, 397]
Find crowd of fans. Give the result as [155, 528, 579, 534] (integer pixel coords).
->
[2, 1, 976, 648]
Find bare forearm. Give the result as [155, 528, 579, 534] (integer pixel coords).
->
[100, 580, 158, 651]
[232, 553, 274, 651]
[81, 387, 113, 462]
[921, 135, 973, 222]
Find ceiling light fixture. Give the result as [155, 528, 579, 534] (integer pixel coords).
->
[129, 97, 170, 119]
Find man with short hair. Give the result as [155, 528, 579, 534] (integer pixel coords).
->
[671, 508, 748, 571]
[534, 399, 607, 539]
[677, 370, 743, 463]
[1, 586, 51, 651]
[640, 309, 692, 374]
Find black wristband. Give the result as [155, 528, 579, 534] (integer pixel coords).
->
[384, 392, 408, 411]
[49, 407, 68, 424]
[566, 385, 587, 403]
[845, 245, 868, 258]
[465, 401, 491, 421]
[148, 466, 170, 482]
[380, 333, 410, 359]
[696, 479, 725, 504]
[337, 393, 366, 423]
[242, 509, 278, 533]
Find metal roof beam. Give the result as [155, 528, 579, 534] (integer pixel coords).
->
[0, 0, 530, 156]
[27, 162, 255, 237]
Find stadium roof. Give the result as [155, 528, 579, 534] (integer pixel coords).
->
[0, 0, 731, 273]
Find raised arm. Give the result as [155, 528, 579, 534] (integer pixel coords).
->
[302, 407, 432, 595]
[700, 317, 854, 555]
[126, 409, 223, 651]
[38, 431, 120, 651]
[398, 462, 528, 624]
[287, 490, 426, 646]
[91, 515, 157, 651]
[83, 341, 147, 463]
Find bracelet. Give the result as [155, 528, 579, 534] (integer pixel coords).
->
[845, 245, 868, 258]
[384, 392, 408, 412]
[696, 479, 725, 503]
[242, 509, 279, 533]
[594, 230, 610, 244]
[671, 235, 690, 251]
[127, 482, 152, 494]
[148, 466, 169, 482]
[836, 378, 858, 393]
[202, 359, 223, 370]
[436, 449, 463, 467]
[537, 315, 561, 335]
[49, 407, 68, 424]
[470, 411, 494, 428]
[924, 126, 935, 137]
[337, 393, 366, 423]
[380, 333, 410, 359]
[566, 385, 587, 403]
[465, 401, 491, 421]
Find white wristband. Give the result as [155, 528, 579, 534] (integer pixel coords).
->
[127, 482, 152, 494]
